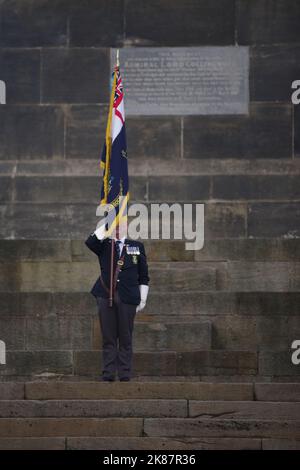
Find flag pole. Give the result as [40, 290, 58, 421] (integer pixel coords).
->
[109, 238, 114, 307]
[115, 48, 120, 245]
[109, 51, 119, 307]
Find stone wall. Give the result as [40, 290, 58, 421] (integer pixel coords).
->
[0, 0, 299, 380]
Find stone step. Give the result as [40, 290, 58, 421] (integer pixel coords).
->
[189, 401, 300, 420]
[1, 291, 299, 317]
[23, 381, 254, 400]
[97, 321, 212, 352]
[2, 374, 300, 383]
[1, 351, 298, 380]
[262, 439, 300, 450]
[2, 308, 300, 353]
[0, 261, 217, 292]
[0, 350, 259, 379]
[2, 158, 300, 177]
[0, 240, 194, 263]
[21, 318, 211, 352]
[2, 200, 297, 240]
[0, 436, 263, 450]
[0, 399, 188, 418]
[0, 417, 143, 438]
[0, 437, 66, 450]
[0, 383, 25, 399]
[0, 435, 296, 450]
[143, 418, 300, 439]
[2, 296, 299, 353]
[75, 350, 258, 378]
[66, 437, 298, 450]
[0, 382, 298, 448]
[255, 383, 300, 402]
[1, 174, 300, 203]
[0, 400, 300, 420]
[0, 417, 299, 439]
[22, 382, 300, 401]
[1, 239, 300, 262]
[0, 350, 258, 378]
[1, 259, 299, 292]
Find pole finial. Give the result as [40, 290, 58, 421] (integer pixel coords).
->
[116, 49, 120, 67]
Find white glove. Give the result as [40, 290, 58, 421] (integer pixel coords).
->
[136, 285, 149, 312]
[93, 223, 107, 240]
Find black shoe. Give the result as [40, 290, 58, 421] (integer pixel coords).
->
[102, 376, 115, 382]
[119, 377, 130, 382]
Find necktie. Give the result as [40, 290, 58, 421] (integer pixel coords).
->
[116, 240, 122, 258]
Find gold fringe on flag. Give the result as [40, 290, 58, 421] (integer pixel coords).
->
[101, 67, 118, 203]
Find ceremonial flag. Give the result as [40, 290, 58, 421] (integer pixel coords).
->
[99, 62, 129, 236]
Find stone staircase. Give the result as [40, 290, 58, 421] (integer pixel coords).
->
[1, 0, 300, 450]
[0, 381, 299, 449]
[1, 158, 300, 448]
[0, 234, 299, 382]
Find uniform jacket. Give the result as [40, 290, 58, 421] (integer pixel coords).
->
[85, 234, 150, 305]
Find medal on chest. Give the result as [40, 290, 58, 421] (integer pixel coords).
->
[126, 245, 140, 256]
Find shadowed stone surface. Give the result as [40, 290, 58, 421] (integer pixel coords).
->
[184, 104, 292, 159]
[176, 351, 257, 376]
[69, 0, 124, 47]
[189, 401, 300, 420]
[0, 50, 40, 104]
[212, 175, 300, 200]
[0, 261, 217, 292]
[262, 439, 300, 450]
[0, 437, 65, 450]
[41, 48, 109, 103]
[212, 315, 300, 352]
[124, 0, 235, 46]
[127, 117, 181, 159]
[0, 317, 25, 349]
[250, 45, 300, 102]
[73, 350, 177, 377]
[0, 0, 68, 47]
[93, 320, 212, 351]
[0, 418, 143, 438]
[259, 352, 300, 377]
[237, 0, 300, 45]
[0, 383, 24, 400]
[25, 381, 253, 401]
[0, 106, 64, 159]
[0, 351, 73, 377]
[248, 203, 300, 238]
[67, 436, 261, 450]
[11, 176, 146, 203]
[255, 383, 300, 402]
[25, 316, 92, 350]
[65, 105, 108, 159]
[0, 399, 188, 418]
[143, 418, 300, 439]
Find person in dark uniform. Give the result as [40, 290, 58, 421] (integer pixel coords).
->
[85, 224, 150, 382]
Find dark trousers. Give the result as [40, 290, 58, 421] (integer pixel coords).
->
[96, 292, 137, 380]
